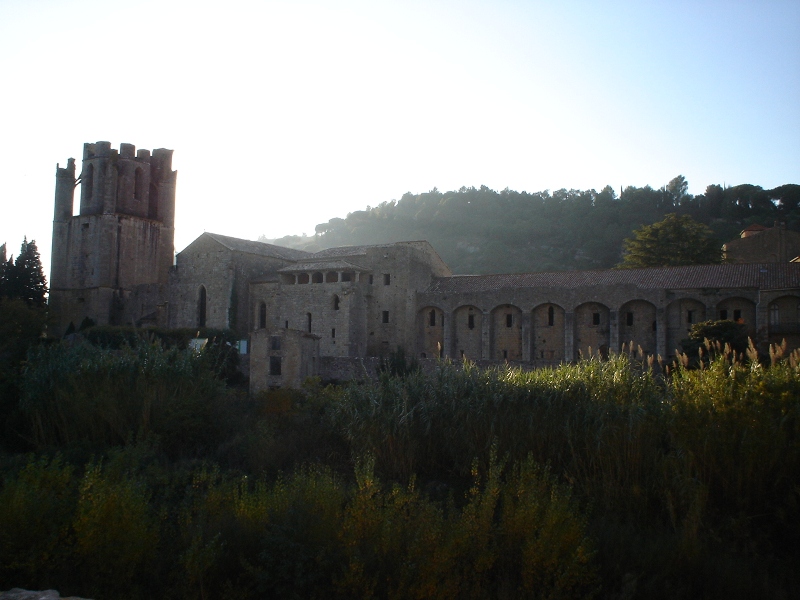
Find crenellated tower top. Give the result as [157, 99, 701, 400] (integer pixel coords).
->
[68, 141, 177, 226]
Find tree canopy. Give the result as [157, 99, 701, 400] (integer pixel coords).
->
[0, 237, 47, 306]
[617, 213, 722, 268]
[261, 179, 799, 275]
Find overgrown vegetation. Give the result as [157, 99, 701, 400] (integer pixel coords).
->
[2, 334, 799, 598]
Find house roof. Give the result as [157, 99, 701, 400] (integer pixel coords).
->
[425, 263, 800, 294]
[201, 232, 311, 260]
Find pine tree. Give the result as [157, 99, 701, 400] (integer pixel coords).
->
[1, 237, 48, 306]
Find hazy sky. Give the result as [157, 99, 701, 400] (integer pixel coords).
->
[1, 0, 798, 278]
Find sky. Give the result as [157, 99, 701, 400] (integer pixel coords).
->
[1, 0, 798, 278]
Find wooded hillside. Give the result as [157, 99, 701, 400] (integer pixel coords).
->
[264, 179, 800, 274]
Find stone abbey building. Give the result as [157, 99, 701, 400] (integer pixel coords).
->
[50, 143, 800, 390]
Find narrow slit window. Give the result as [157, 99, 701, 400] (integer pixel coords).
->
[468, 314, 475, 330]
[626, 312, 634, 326]
[383, 273, 391, 285]
[331, 328, 336, 338]
[506, 314, 513, 328]
[687, 310, 694, 324]
[259, 302, 266, 329]
[429, 309, 436, 326]
[307, 313, 312, 332]
[382, 310, 389, 323]
[592, 312, 600, 326]
[548, 306, 554, 326]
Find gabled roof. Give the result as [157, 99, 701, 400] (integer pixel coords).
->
[425, 263, 800, 294]
[196, 232, 311, 260]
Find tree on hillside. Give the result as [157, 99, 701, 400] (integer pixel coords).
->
[618, 213, 722, 268]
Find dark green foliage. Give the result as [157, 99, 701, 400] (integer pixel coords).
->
[618, 213, 722, 268]
[376, 345, 421, 379]
[20, 340, 225, 457]
[680, 319, 750, 360]
[81, 325, 243, 385]
[1, 237, 48, 306]
[265, 181, 797, 274]
[0, 299, 48, 452]
[2, 346, 800, 598]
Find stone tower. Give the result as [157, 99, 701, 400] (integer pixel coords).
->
[49, 142, 177, 335]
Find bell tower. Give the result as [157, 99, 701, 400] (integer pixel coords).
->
[49, 142, 177, 335]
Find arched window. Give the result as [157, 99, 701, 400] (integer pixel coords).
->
[197, 286, 207, 328]
[333, 295, 340, 310]
[259, 302, 267, 329]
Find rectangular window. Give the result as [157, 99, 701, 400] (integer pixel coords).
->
[733, 309, 742, 321]
[382, 310, 389, 323]
[687, 310, 694, 324]
[383, 273, 391, 285]
[503, 350, 508, 359]
[720, 309, 728, 320]
[626, 312, 633, 326]
[592, 312, 601, 326]
[468, 314, 475, 329]
[506, 314, 513, 327]
[269, 356, 282, 376]
[270, 336, 281, 351]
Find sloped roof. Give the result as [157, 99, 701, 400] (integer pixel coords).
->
[201, 232, 310, 260]
[278, 260, 370, 272]
[425, 263, 800, 294]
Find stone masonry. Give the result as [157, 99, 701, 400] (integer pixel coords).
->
[50, 143, 800, 391]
